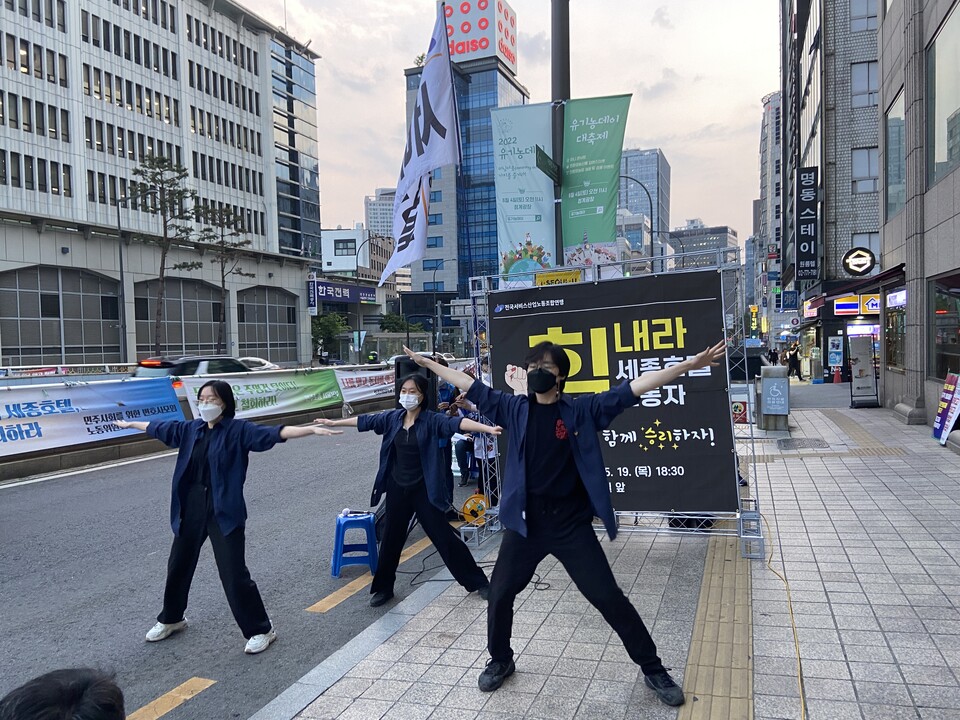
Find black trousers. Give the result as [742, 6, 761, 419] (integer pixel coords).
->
[371, 480, 488, 595]
[487, 500, 665, 675]
[157, 483, 271, 639]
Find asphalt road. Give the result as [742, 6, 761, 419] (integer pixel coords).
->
[0, 429, 473, 719]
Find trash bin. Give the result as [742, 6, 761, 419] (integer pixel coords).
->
[756, 366, 789, 431]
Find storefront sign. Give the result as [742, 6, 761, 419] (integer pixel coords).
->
[0, 378, 183, 457]
[841, 247, 877, 276]
[887, 289, 907, 308]
[933, 373, 960, 444]
[314, 281, 377, 305]
[307, 274, 318, 316]
[828, 336, 844, 367]
[795, 167, 819, 280]
[860, 294, 881, 314]
[834, 295, 861, 315]
[848, 335, 879, 406]
[803, 299, 819, 318]
[782, 290, 799, 311]
[488, 270, 738, 513]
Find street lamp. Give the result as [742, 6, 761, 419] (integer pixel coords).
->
[429, 259, 445, 354]
[116, 185, 157, 362]
[619, 175, 660, 271]
[351, 236, 373, 364]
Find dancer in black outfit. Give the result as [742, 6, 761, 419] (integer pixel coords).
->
[403, 340, 725, 707]
[316, 374, 502, 607]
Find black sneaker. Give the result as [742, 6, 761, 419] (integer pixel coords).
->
[369, 591, 394, 608]
[478, 658, 515, 692]
[644, 670, 685, 706]
[476, 584, 490, 601]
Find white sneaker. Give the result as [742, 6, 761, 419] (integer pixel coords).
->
[145, 619, 187, 642]
[244, 628, 277, 654]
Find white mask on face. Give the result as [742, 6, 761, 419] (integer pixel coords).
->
[398, 394, 420, 411]
[198, 402, 223, 423]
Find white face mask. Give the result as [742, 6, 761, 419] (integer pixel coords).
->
[198, 402, 223, 423]
[398, 394, 420, 411]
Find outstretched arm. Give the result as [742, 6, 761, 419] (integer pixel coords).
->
[313, 417, 359, 428]
[629, 340, 727, 397]
[402, 346, 474, 392]
[116, 420, 148, 431]
[459, 418, 502, 436]
[280, 424, 343, 439]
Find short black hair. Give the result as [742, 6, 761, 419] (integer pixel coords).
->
[524, 342, 571, 391]
[198, 380, 236, 418]
[398, 373, 430, 411]
[0, 668, 126, 720]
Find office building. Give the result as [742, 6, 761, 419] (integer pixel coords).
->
[618, 148, 671, 242]
[669, 219, 738, 269]
[0, 0, 319, 365]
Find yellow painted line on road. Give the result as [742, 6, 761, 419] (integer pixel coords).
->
[307, 534, 441, 614]
[127, 677, 216, 720]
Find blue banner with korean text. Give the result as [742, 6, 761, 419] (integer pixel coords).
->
[0, 378, 183, 457]
[487, 270, 738, 513]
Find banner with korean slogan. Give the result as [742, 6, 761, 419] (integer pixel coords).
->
[491, 103, 556, 286]
[487, 270, 739, 513]
[181, 370, 343, 420]
[381, 4, 461, 286]
[0, 377, 183, 457]
[560, 95, 632, 267]
[334, 368, 397, 404]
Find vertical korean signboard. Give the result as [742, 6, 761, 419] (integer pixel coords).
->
[560, 95, 631, 267]
[795, 167, 819, 280]
[488, 270, 739, 512]
[491, 103, 556, 284]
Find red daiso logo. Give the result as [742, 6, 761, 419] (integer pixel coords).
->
[449, 37, 490, 56]
[497, 37, 516, 65]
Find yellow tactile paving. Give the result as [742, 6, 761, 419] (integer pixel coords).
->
[679, 535, 753, 720]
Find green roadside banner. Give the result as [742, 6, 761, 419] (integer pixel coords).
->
[182, 370, 344, 419]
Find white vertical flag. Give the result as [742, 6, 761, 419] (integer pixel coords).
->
[380, 4, 460, 286]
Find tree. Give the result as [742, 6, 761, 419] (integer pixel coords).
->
[414, 53, 426, 67]
[312, 312, 348, 357]
[379, 312, 423, 333]
[132, 155, 202, 356]
[196, 207, 254, 354]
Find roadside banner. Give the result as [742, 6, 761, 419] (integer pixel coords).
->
[0, 377, 183, 457]
[491, 102, 556, 286]
[182, 370, 343, 420]
[560, 95, 631, 266]
[933, 373, 960, 444]
[335, 368, 397, 404]
[488, 270, 738, 513]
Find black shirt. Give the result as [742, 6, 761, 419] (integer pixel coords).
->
[392, 423, 425, 488]
[186, 427, 212, 489]
[524, 397, 581, 497]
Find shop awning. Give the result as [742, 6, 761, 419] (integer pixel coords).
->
[823, 263, 906, 302]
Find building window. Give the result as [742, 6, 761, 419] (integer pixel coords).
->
[885, 290, 905, 370]
[422, 259, 443, 271]
[852, 148, 879, 193]
[334, 239, 356, 256]
[927, 3, 960, 186]
[851, 0, 878, 31]
[851, 62, 879, 107]
[237, 286, 298, 363]
[134, 278, 221, 357]
[885, 89, 906, 220]
[426, 235, 443, 248]
[427, 213, 442, 225]
[429, 190, 442, 203]
[932, 272, 960, 380]
[851, 232, 881, 276]
[423, 281, 444, 292]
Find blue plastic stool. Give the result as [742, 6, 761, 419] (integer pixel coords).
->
[331, 512, 379, 578]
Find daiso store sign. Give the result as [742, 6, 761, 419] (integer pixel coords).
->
[444, 0, 518, 74]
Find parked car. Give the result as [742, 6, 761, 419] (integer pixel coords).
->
[239, 356, 280, 371]
[134, 356, 251, 395]
[440, 353, 457, 362]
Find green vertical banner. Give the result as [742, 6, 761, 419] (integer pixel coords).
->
[560, 95, 632, 267]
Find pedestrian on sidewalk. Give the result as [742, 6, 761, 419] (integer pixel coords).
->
[116, 380, 343, 655]
[787, 342, 804, 380]
[314, 373, 501, 608]
[401, 341, 726, 707]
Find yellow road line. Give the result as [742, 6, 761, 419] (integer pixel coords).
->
[306, 535, 436, 613]
[127, 677, 216, 720]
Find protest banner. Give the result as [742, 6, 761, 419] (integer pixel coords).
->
[0, 377, 183, 457]
[181, 370, 343, 420]
[488, 270, 738, 513]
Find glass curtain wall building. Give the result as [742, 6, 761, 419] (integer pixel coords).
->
[618, 148, 671, 240]
[270, 40, 321, 258]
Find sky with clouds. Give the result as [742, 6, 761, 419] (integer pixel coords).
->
[254, 0, 780, 244]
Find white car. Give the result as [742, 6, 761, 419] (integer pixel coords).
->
[239, 356, 280, 371]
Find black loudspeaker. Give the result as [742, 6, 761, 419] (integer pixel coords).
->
[394, 357, 438, 411]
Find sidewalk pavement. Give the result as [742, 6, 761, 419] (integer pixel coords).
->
[251, 403, 960, 720]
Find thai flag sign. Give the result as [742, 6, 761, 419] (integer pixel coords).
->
[380, 4, 461, 286]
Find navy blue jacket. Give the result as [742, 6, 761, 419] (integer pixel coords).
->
[465, 379, 638, 539]
[147, 417, 285, 536]
[359, 409, 462, 511]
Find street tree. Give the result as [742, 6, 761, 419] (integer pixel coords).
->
[197, 207, 254, 354]
[379, 312, 423, 333]
[132, 154, 203, 356]
[312, 312, 348, 359]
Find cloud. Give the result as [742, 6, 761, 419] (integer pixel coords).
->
[637, 68, 681, 100]
[520, 30, 551, 67]
[651, 6, 674, 29]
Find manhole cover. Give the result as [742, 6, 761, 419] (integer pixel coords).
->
[777, 438, 829, 450]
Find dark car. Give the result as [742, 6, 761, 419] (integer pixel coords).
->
[134, 356, 251, 395]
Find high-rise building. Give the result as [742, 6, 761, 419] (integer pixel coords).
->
[780, 0, 881, 381]
[364, 188, 395, 237]
[405, 0, 529, 298]
[0, 0, 319, 364]
[618, 148, 671, 242]
[669, 219, 738, 269]
[756, 91, 788, 341]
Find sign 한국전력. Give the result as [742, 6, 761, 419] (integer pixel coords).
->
[488, 269, 738, 513]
